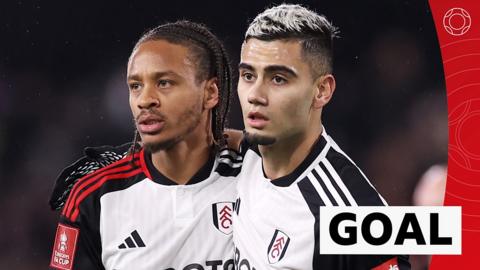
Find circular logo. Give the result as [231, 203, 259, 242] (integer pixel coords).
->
[443, 8, 472, 36]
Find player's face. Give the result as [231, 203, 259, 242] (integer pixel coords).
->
[127, 40, 210, 152]
[238, 39, 318, 145]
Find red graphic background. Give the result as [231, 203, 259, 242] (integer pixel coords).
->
[429, 1, 480, 269]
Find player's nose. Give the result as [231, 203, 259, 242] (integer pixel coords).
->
[247, 81, 268, 106]
[137, 85, 160, 109]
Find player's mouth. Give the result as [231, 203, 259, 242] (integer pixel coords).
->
[247, 112, 269, 129]
[137, 115, 165, 134]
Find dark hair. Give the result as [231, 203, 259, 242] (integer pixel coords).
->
[245, 4, 339, 77]
[128, 20, 232, 158]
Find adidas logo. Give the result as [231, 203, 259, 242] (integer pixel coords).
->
[118, 230, 146, 249]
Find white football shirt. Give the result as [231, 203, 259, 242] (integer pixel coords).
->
[50, 147, 242, 270]
[233, 128, 409, 270]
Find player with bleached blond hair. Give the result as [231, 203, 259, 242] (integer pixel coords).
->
[233, 4, 411, 269]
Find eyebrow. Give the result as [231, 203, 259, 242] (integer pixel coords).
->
[238, 62, 298, 78]
[127, 71, 180, 81]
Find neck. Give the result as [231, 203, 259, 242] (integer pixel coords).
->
[150, 112, 213, 185]
[259, 124, 323, 180]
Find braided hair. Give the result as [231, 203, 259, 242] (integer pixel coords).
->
[127, 21, 233, 160]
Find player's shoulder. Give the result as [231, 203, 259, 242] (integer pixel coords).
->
[297, 132, 387, 207]
[60, 150, 146, 222]
[49, 143, 137, 210]
[49, 142, 148, 215]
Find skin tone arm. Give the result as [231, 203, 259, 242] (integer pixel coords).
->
[224, 129, 244, 152]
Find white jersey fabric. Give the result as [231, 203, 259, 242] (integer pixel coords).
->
[50, 147, 242, 270]
[233, 128, 410, 270]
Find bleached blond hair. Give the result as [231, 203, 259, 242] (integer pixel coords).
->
[245, 4, 339, 76]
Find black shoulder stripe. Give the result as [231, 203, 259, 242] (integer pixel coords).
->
[66, 157, 139, 195]
[298, 176, 326, 208]
[71, 171, 147, 224]
[63, 159, 141, 217]
[67, 168, 146, 221]
[297, 177, 324, 269]
[319, 162, 351, 206]
[72, 165, 141, 202]
[326, 148, 386, 206]
[94, 171, 147, 201]
[62, 158, 140, 214]
[311, 169, 338, 206]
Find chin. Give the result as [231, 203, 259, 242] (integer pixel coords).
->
[244, 130, 276, 146]
[141, 134, 180, 153]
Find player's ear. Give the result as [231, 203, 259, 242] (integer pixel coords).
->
[203, 77, 219, 109]
[312, 74, 335, 109]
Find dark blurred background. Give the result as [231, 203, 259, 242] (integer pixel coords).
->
[0, 0, 447, 269]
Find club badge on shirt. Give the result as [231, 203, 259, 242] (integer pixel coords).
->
[212, 202, 234, 235]
[50, 224, 79, 270]
[267, 229, 290, 264]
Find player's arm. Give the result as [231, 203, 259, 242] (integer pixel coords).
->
[49, 143, 132, 211]
[50, 211, 104, 269]
[224, 129, 243, 151]
[49, 144, 133, 269]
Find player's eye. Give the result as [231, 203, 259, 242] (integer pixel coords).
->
[241, 72, 256, 82]
[128, 82, 142, 91]
[272, 75, 287, 85]
[158, 79, 173, 88]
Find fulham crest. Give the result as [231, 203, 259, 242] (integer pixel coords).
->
[212, 202, 234, 235]
[267, 229, 290, 264]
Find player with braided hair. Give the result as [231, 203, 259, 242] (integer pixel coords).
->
[127, 20, 234, 156]
[49, 21, 241, 270]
